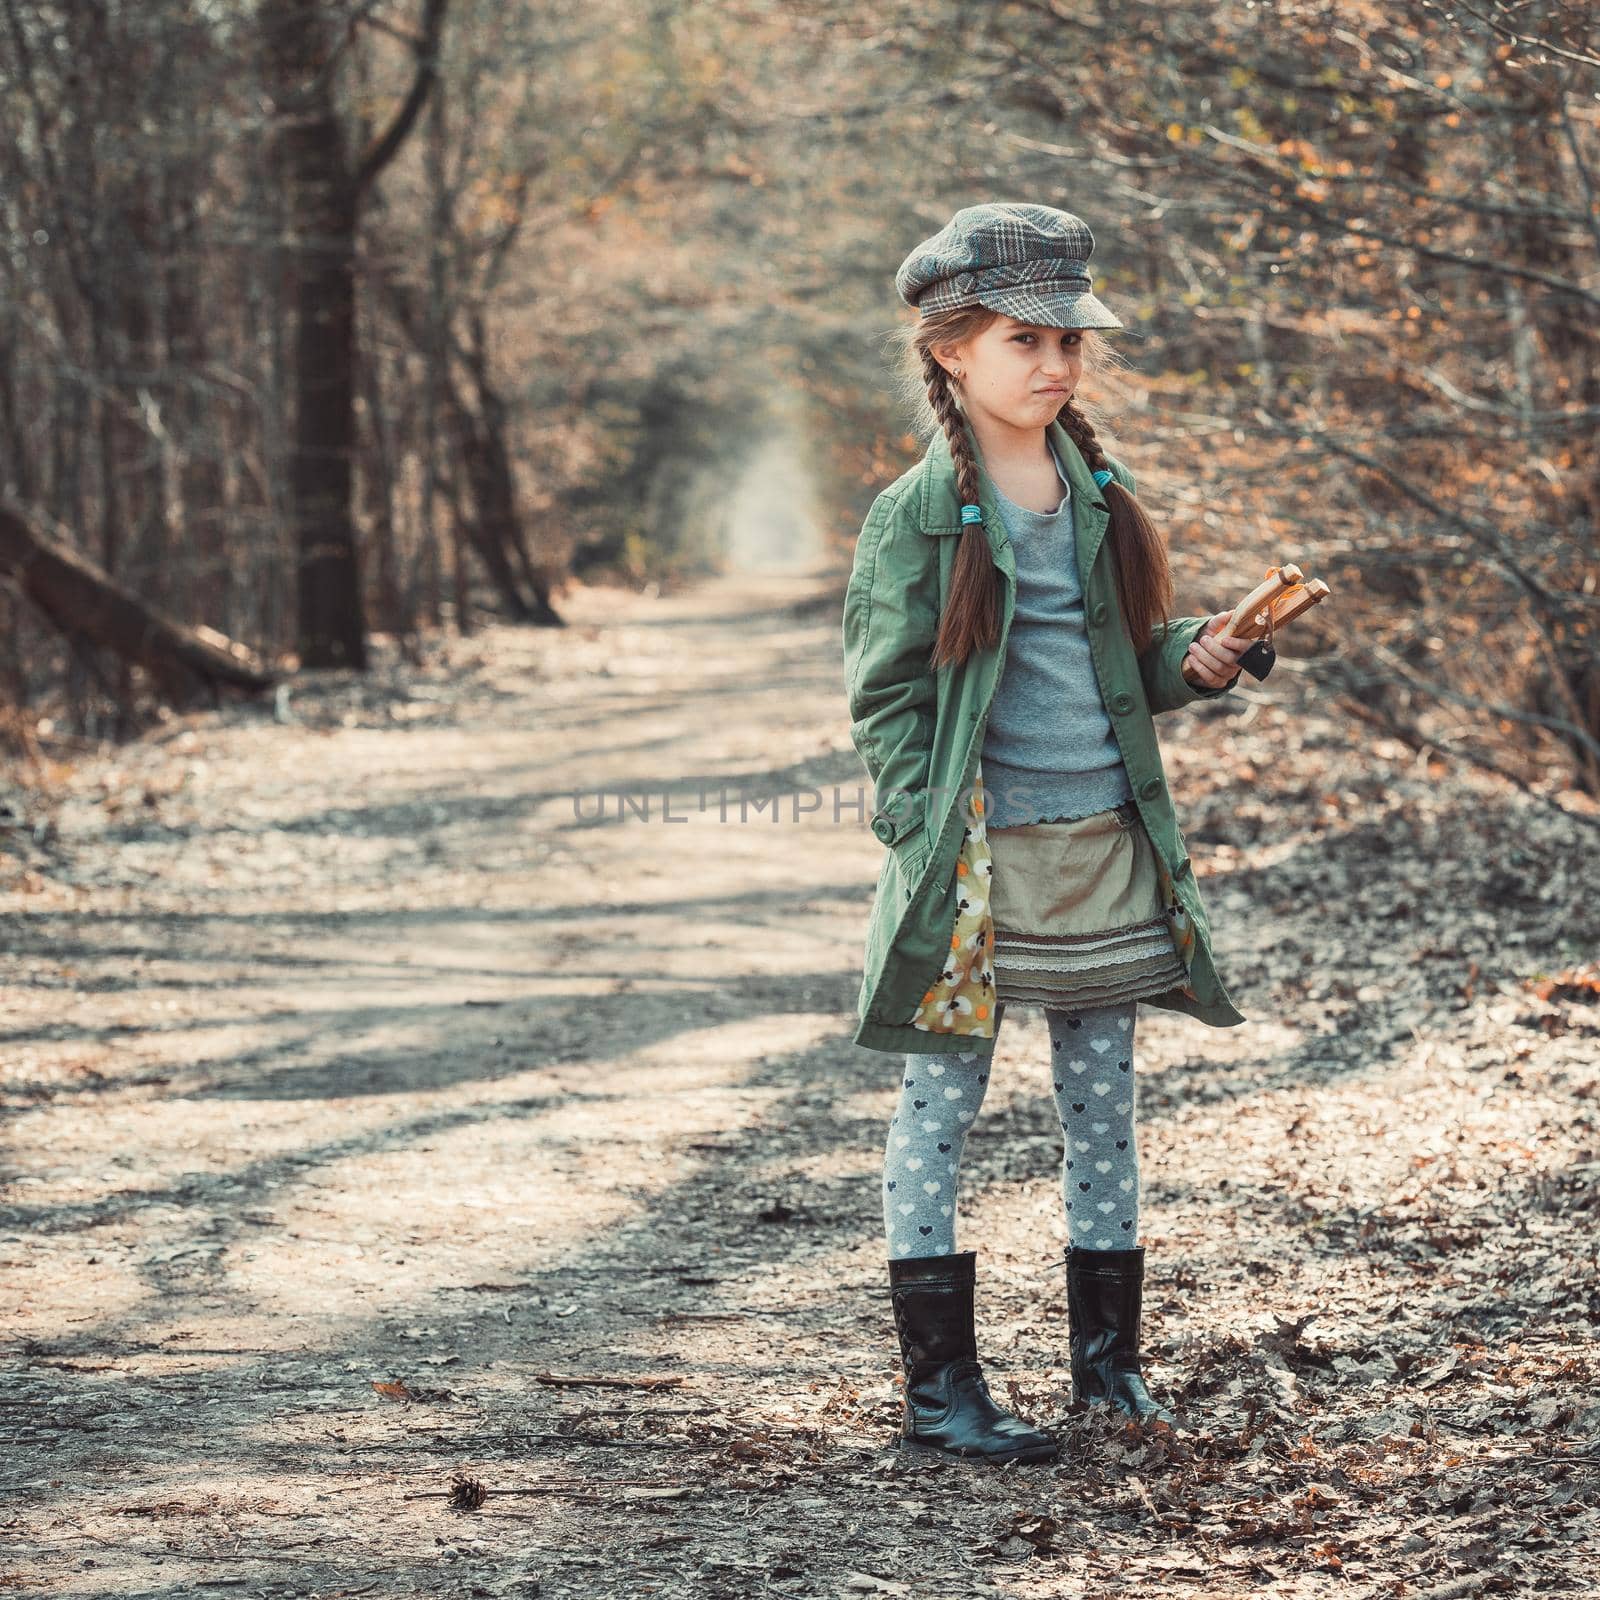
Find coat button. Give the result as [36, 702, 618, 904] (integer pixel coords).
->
[1110, 691, 1134, 715]
[872, 815, 895, 844]
[1090, 601, 1108, 626]
[1139, 776, 1162, 800]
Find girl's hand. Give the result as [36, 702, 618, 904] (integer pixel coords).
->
[1185, 612, 1253, 689]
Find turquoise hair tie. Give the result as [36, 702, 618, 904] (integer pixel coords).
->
[1092, 468, 1114, 489]
[960, 503, 983, 524]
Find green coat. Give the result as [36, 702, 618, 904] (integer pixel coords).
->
[842, 416, 1247, 1057]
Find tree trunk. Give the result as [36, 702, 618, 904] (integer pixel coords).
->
[259, 0, 449, 670]
[261, 0, 368, 670]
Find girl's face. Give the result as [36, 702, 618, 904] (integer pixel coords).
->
[938, 315, 1084, 431]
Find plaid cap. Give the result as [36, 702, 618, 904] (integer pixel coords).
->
[894, 202, 1124, 329]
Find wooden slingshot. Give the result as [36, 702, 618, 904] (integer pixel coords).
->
[1178, 563, 1330, 685]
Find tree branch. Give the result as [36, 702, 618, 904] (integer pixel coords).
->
[354, 0, 449, 194]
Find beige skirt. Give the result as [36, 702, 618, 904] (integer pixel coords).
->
[987, 799, 1188, 1013]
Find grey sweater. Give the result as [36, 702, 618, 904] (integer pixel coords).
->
[980, 439, 1134, 829]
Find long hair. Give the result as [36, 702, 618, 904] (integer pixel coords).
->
[885, 306, 1175, 672]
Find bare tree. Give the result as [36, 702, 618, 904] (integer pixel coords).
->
[259, 0, 450, 670]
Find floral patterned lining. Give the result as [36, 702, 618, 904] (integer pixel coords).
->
[906, 771, 998, 1037]
[1153, 849, 1198, 987]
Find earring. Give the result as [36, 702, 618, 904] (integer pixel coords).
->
[953, 368, 964, 380]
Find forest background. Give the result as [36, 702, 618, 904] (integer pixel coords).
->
[0, 0, 1595, 803]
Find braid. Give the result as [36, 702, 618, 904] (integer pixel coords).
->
[920, 349, 1000, 666]
[1059, 398, 1172, 652]
[1058, 399, 1110, 480]
[921, 349, 982, 509]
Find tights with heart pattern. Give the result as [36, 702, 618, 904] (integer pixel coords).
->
[882, 1000, 1140, 1258]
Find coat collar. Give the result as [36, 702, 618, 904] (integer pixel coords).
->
[916, 414, 1111, 583]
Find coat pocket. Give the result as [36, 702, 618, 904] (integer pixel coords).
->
[890, 826, 931, 901]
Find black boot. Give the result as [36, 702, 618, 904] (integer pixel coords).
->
[887, 1249, 1058, 1463]
[1064, 1244, 1177, 1427]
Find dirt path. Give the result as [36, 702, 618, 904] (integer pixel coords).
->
[3, 568, 1597, 1599]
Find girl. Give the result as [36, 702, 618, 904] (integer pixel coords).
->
[844, 203, 1251, 1464]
